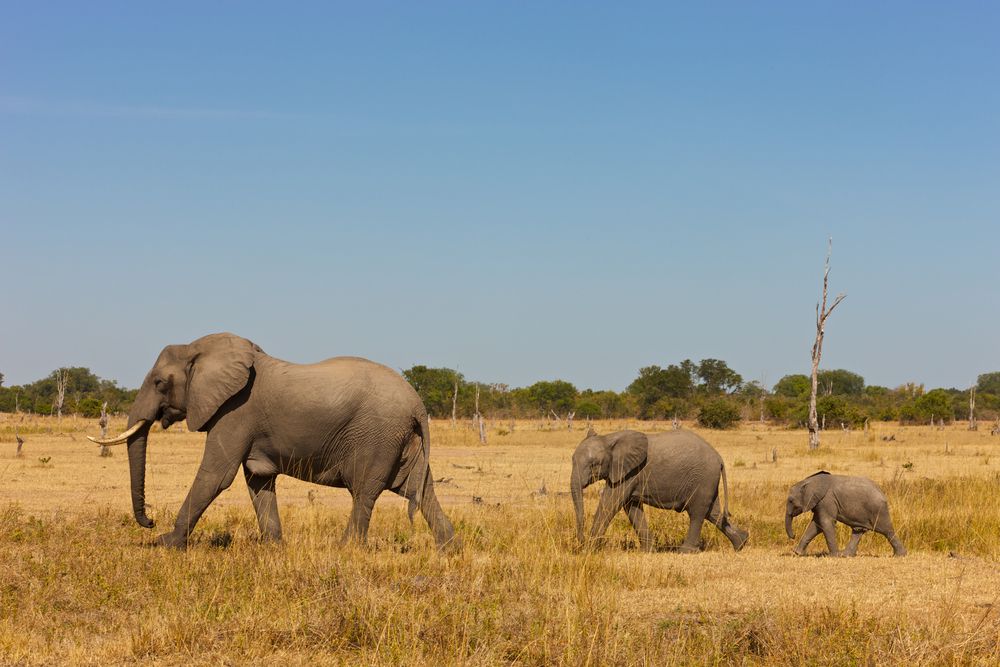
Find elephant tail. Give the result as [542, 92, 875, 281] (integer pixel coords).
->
[720, 461, 731, 519]
[408, 411, 432, 524]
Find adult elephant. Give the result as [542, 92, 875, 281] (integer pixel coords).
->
[570, 429, 749, 552]
[90, 333, 457, 550]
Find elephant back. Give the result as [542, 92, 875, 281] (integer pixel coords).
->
[647, 431, 723, 465]
[638, 431, 723, 507]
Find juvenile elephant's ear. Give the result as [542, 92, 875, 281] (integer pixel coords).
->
[185, 333, 260, 432]
[607, 431, 648, 485]
[801, 471, 833, 512]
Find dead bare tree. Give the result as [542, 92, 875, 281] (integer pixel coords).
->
[808, 238, 846, 451]
[15, 425, 24, 458]
[566, 411, 575, 430]
[99, 401, 112, 457]
[451, 375, 459, 430]
[473, 384, 486, 444]
[53, 368, 68, 419]
[968, 386, 978, 431]
[759, 373, 768, 424]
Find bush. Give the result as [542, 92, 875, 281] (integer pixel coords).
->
[77, 397, 103, 418]
[816, 395, 862, 427]
[573, 401, 602, 420]
[900, 389, 955, 425]
[764, 396, 801, 423]
[697, 399, 742, 429]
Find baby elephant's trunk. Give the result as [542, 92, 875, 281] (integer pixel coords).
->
[784, 508, 795, 539]
[570, 468, 587, 545]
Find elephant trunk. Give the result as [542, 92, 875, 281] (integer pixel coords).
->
[127, 421, 155, 528]
[785, 506, 795, 539]
[125, 379, 160, 529]
[571, 467, 587, 545]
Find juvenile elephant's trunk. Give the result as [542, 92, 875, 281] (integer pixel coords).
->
[571, 467, 587, 545]
[127, 419, 155, 528]
[785, 507, 795, 539]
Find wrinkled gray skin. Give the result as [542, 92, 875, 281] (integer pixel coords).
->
[785, 472, 905, 557]
[119, 332, 457, 550]
[570, 429, 749, 553]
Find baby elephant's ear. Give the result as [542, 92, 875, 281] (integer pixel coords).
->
[607, 431, 648, 485]
[802, 472, 833, 512]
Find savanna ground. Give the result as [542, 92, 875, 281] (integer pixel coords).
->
[1, 414, 999, 665]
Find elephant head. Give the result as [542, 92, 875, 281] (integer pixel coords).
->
[570, 430, 648, 544]
[785, 471, 833, 538]
[90, 333, 261, 529]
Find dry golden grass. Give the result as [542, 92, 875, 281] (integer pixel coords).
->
[1, 414, 999, 665]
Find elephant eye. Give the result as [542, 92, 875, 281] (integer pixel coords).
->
[154, 378, 167, 390]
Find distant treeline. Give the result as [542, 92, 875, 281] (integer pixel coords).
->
[402, 362, 1000, 429]
[2, 362, 999, 429]
[0, 368, 136, 417]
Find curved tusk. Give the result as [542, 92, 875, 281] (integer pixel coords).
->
[88, 419, 148, 446]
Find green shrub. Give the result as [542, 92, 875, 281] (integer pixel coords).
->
[573, 401, 602, 420]
[77, 397, 103, 418]
[697, 398, 741, 429]
[816, 395, 862, 427]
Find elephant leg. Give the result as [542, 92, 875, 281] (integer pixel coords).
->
[589, 485, 628, 544]
[884, 531, 907, 557]
[817, 514, 842, 556]
[243, 466, 281, 542]
[794, 519, 821, 556]
[844, 529, 864, 557]
[624, 501, 654, 552]
[342, 484, 382, 545]
[391, 470, 458, 551]
[875, 513, 907, 556]
[707, 497, 749, 552]
[157, 434, 243, 548]
[678, 505, 710, 553]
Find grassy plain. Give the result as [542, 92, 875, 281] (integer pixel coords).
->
[1, 414, 999, 665]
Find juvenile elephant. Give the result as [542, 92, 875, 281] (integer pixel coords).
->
[570, 429, 749, 553]
[785, 472, 905, 557]
[90, 333, 457, 550]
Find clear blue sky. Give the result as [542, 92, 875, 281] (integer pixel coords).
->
[2, 3, 998, 392]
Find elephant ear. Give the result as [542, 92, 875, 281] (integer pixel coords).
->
[607, 431, 649, 485]
[801, 471, 833, 512]
[185, 333, 260, 432]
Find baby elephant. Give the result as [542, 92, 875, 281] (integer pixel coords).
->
[785, 472, 906, 557]
[571, 429, 749, 553]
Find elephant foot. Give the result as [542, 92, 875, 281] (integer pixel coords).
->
[792, 547, 807, 557]
[675, 544, 701, 554]
[153, 531, 188, 549]
[827, 551, 846, 558]
[730, 529, 750, 552]
[893, 548, 907, 557]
